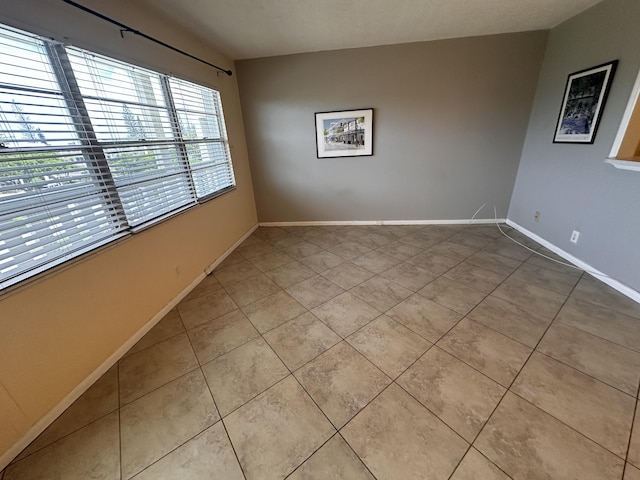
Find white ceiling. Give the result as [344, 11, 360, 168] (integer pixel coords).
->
[139, 0, 604, 60]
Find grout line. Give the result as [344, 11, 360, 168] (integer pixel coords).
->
[621, 382, 640, 479]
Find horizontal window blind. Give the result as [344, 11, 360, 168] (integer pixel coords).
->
[0, 24, 235, 290]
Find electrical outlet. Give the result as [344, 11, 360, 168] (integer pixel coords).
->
[570, 230, 580, 244]
[534, 211, 540, 222]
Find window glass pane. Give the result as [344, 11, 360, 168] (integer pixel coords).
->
[66, 49, 174, 143]
[168, 78, 234, 198]
[103, 145, 192, 226]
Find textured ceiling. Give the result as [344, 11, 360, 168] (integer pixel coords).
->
[139, 0, 604, 60]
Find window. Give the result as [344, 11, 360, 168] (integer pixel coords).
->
[0, 24, 235, 290]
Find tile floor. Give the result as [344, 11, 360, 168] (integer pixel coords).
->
[3, 224, 640, 480]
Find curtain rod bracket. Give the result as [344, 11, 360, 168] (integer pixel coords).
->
[63, 0, 233, 76]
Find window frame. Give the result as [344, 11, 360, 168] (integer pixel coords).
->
[0, 24, 236, 291]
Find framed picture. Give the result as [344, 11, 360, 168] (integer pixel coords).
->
[553, 60, 618, 143]
[315, 108, 373, 158]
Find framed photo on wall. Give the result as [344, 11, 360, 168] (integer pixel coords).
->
[315, 108, 373, 158]
[553, 60, 618, 144]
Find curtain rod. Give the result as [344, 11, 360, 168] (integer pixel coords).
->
[61, 0, 233, 76]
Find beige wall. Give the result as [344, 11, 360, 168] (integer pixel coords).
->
[0, 0, 257, 462]
[236, 31, 548, 223]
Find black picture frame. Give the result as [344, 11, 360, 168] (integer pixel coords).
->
[315, 108, 373, 158]
[553, 60, 618, 144]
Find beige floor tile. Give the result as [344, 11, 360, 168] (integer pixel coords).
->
[476, 392, 624, 480]
[264, 312, 341, 370]
[525, 247, 579, 274]
[465, 250, 522, 277]
[238, 234, 263, 247]
[376, 241, 423, 261]
[378, 262, 437, 291]
[236, 239, 277, 259]
[177, 289, 238, 329]
[354, 232, 394, 250]
[300, 250, 345, 273]
[428, 241, 478, 261]
[225, 274, 281, 307]
[571, 276, 640, 319]
[510, 263, 581, 296]
[630, 401, 640, 468]
[306, 232, 343, 249]
[18, 366, 119, 459]
[120, 370, 219, 479]
[350, 276, 412, 312]
[387, 294, 462, 343]
[627, 464, 640, 480]
[556, 298, 640, 352]
[438, 319, 531, 387]
[351, 250, 401, 274]
[346, 315, 430, 378]
[294, 342, 391, 428]
[265, 261, 316, 288]
[448, 232, 494, 249]
[187, 310, 259, 364]
[241, 290, 306, 333]
[214, 260, 262, 287]
[406, 250, 460, 275]
[418, 276, 487, 315]
[512, 352, 635, 457]
[202, 337, 289, 417]
[538, 323, 640, 395]
[131, 423, 243, 480]
[468, 295, 552, 347]
[216, 251, 246, 269]
[326, 241, 371, 260]
[119, 333, 199, 404]
[450, 448, 511, 480]
[181, 275, 223, 303]
[321, 262, 375, 289]
[125, 309, 185, 357]
[342, 384, 468, 480]
[253, 226, 289, 242]
[224, 376, 335, 480]
[399, 232, 441, 250]
[467, 225, 504, 239]
[288, 434, 374, 480]
[281, 241, 323, 260]
[483, 237, 533, 261]
[493, 278, 566, 318]
[4, 413, 119, 480]
[286, 275, 344, 309]
[398, 347, 505, 441]
[269, 235, 306, 249]
[444, 262, 506, 294]
[249, 250, 295, 272]
[311, 292, 380, 337]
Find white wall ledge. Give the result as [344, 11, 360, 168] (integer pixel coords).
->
[605, 158, 640, 171]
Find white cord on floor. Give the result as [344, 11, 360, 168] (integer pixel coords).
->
[468, 202, 593, 273]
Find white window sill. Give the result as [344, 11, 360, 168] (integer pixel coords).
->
[605, 158, 640, 171]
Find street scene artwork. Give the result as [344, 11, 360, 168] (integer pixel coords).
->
[315, 108, 373, 157]
[554, 60, 617, 144]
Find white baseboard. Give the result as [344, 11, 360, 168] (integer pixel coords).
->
[1, 223, 259, 471]
[507, 220, 640, 304]
[259, 219, 506, 227]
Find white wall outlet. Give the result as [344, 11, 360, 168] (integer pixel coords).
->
[534, 211, 540, 221]
[570, 230, 580, 243]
